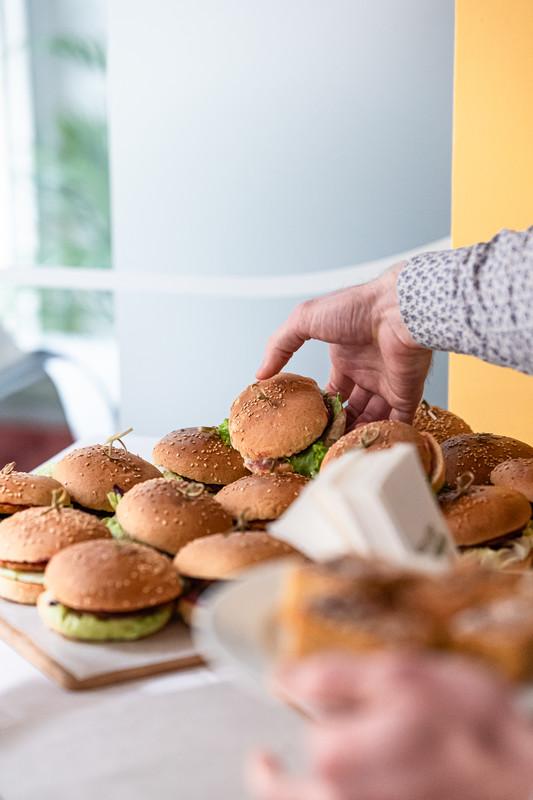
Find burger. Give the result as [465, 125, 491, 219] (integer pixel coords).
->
[0, 505, 110, 604]
[216, 473, 308, 529]
[442, 433, 533, 487]
[105, 477, 233, 555]
[38, 539, 183, 641]
[52, 443, 161, 514]
[227, 373, 346, 478]
[320, 420, 445, 491]
[0, 462, 68, 516]
[413, 400, 473, 443]
[174, 531, 301, 624]
[491, 458, 533, 502]
[439, 478, 533, 570]
[152, 426, 248, 491]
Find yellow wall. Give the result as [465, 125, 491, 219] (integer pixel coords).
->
[450, 0, 533, 443]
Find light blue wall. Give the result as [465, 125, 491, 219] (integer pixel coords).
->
[108, 0, 454, 434]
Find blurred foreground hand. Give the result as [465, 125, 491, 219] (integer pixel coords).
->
[246, 652, 533, 800]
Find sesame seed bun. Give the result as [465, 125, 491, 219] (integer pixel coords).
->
[152, 427, 248, 486]
[216, 473, 308, 522]
[0, 506, 110, 564]
[174, 531, 300, 580]
[44, 539, 182, 612]
[439, 485, 532, 547]
[321, 421, 445, 491]
[490, 458, 533, 502]
[115, 478, 232, 555]
[413, 402, 473, 443]
[0, 468, 67, 515]
[52, 445, 161, 512]
[229, 373, 329, 461]
[442, 434, 533, 487]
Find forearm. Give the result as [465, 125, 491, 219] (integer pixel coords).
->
[397, 226, 533, 375]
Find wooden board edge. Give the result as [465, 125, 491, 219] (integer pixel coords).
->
[0, 615, 204, 691]
[0, 615, 79, 689]
[72, 653, 205, 690]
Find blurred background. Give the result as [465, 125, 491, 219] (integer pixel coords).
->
[0, 0, 114, 467]
[0, 0, 454, 466]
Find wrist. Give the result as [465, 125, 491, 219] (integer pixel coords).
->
[371, 262, 422, 350]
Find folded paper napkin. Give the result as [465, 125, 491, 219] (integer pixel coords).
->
[269, 444, 455, 568]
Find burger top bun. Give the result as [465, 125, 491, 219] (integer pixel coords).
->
[44, 539, 182, 612]
[115, 478, 232, 554]
[152, 427, 248, 486]
[52, 445, 161, 512]
[321, 420, 445, 491]
[0, 506, 110, 564]
[413, 401, 473, 443]
[0, 463, 67, 514]
[216, 473, 308, 522]
[490, 458, 533, 502]
[439, 484, 532, 547]
[229, 373, 329, 461]
[174, 531, 300, 580]
[442, 434, 533, 487]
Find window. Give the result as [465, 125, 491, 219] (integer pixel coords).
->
[0, 0, 116, 467]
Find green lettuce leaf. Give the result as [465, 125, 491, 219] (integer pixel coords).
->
[287, 441, 329, 479]
[162, 469, 184, 482]
[34, 462, 56, 477]
[106, 491, 122, 511]
[217, 418, 232, 447]
[105, 515, 129, 540]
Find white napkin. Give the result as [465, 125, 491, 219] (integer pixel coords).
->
[269, 443, 455, 568]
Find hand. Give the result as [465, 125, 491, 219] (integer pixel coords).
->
[246, 652, 533, 800]
[257, 264, 432, 427]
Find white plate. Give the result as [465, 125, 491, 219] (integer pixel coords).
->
[194, 559, 533, 714]
[193, 559, 292, 690]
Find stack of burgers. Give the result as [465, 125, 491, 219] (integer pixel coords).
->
[0, 370, 531, 652]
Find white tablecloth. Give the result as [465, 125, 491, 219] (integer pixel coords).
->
[0, 436, 305, 799]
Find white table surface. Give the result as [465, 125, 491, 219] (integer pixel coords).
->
[0, 436, 305, 800]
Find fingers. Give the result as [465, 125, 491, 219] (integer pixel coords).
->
[325, 368, 354, 401]
[345, 386, 372, 428]
[246, 751, 334, 800]
[389, 406, 417, 424]
[355, 395, 392, 425]
[256, 320, 308, 379]
[257, 301, 319, 379]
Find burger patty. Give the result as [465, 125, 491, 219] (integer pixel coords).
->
[0, 559, 47, 572]
[244, 457, 293, 475]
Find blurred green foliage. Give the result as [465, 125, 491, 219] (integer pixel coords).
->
[36, 34, 112, 334]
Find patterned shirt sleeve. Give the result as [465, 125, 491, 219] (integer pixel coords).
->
[397, 226, 533, 375]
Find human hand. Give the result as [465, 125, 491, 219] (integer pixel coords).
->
[246, 652, 533, 800]
[257, 264, 432, 427]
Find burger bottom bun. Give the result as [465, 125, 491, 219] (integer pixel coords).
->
[0, 574, 43, 604]
[37, 592, 174, 641]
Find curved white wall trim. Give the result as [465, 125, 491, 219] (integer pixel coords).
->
[0, 237, 449, 298]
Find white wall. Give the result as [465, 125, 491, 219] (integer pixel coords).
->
[108, 0, 454, 435]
